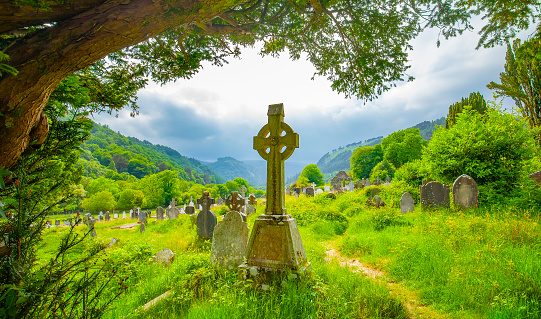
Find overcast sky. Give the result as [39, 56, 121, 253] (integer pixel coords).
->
[93, 25, 534, 166]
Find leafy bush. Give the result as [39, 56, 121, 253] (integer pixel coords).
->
[379, 180, 419, 208]
[371, 208, 410, 231]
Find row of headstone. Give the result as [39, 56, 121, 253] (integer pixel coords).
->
[418, 174, 479, 210]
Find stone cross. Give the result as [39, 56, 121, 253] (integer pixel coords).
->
[248, 194, 257, 206]
[197, 191, 215, 213]
[239, 185, 248, 198]
[170, 198, 177, 208]
[253, 103, 299, 215]
[226, 191, 245, 212]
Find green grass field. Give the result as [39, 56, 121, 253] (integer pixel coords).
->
[38, 190, 540, 318]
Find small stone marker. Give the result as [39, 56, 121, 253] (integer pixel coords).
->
[210, 209, 249, 269]
[420, 181, 450, 209]
[244, 103, 307, 274]
[129, 209, 133, 218]
[374, 177, 382, 186]
[452, 174, 478, 209]
[217, 198, 224, 206]
[373, 195, 385, 208]
[139, 210, 147, 224]
[196, 191, 217, 240]
[113, 212, 118, 219]
[140, 222, 145, 233]
[156, 206, 165, 220]
[529, 170, 541, 184]
[154, 248, 175, 266]
[246, 194, 257, 215]
[400, 192, 415, 213]
[122, 211, 126, 219]
[104, 211, 110, 221]
[347, 181, 355, 192]
[226, 192, 246, 221]
[316, 188, 323, 195]
[85, 217, 97, 237]
[324, 185, 330, 192]
[305, 187, 315, 197]
[55, 220, 60, 226]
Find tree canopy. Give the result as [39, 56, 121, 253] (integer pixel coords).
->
[1, 0, 539, 170]
[297, 164, 324, 187]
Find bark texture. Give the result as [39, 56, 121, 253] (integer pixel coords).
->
[0, 0, 241, 169]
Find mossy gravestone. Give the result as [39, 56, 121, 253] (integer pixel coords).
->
[420, 181, 450, 209]
[210, 192, 249, 269]
[452, 174, 478, 209]
[400, 192, 414, 213]
[196, 191, 217, 240]
[244, 103, 307, 275]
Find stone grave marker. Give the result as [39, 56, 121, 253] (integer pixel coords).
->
[210, 209, 249, 269]
[374, 177, 382, 186]
[139, 210, 147, 224]
[286, 185, 291, 196]
[140, 222, 145, 233]
[373, 195, 385, 208]
[156, 206, 165, 220]
[217, 198, 224, 206]
[55, 220, 60, 226]
[196, 191, 217, 240]
[529, 170, 541, 184]
[246, 194, 257, 215]
[324, 185, 330, 192]
[85, 217, 97, 237]
[305, 187, 315, 197]
[420, 181, 450, 209]
[400, 192, 414, 213]
[168, 198, 179, 219]
[185, 201, 195, 215]
[122, 211, 126, 219]
[244, 103, 307, 275]
[154, 248, 175, 266]
[452, 174, 478, 209]
[385, 176, 391, 184]
[104, 211, 110, 221]
[99, 211, 104, 220]
[239, 185, 248, 198]
[346, 181, 355, 192]
[129, 209, 133, 218]
[113, 212, 118, 219]
[316, 188, 323, 195]
[226, 191, 246, 221]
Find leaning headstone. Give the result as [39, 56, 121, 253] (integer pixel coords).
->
[420, 181, 450, 209]
[529, 170, 541, 184]
[243, 103, 307, 276]
[305, 187, 315, 197]
[196, 191, 217, 240]
[452, 174, 478, 209]
[210, 210, 249, 269]
[156, 206, 165, 220]
[400, 192, 415, 213]
[154, 248, 175, 266]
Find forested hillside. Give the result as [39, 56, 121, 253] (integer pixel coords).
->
[205, 157, 263, 186]
[317, 117, 445, 175]
[79, 123, 223, 184]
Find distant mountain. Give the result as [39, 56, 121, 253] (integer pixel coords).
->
[206, 158, 307, 188]
[205, 157, 263, 186]
[80, 122, 223, 183]
[316, 117, 446, 176]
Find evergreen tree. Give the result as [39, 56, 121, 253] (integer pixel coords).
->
[445, 92, 488, 129]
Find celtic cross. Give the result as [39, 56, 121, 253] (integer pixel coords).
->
[248, 194, 257, 206]
[197, 191, 215, 213]
[226, 191, 245, 212]
[253, 104, 299, 215]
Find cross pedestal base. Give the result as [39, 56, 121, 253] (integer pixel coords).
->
[244, 214, 307, 270]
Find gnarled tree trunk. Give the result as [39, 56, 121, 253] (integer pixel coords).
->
[0, 0, 239, 169]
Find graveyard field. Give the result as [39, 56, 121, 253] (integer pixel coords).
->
[38, 188, 541, 319]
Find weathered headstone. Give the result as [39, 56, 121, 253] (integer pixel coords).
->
[305, 187, 315, 197]
[156, 206, 165, 220]
[85, 217, 97, 237]
[420, 181, 450, 209]
[185, 204, 195, 215]
[452, 174, 478, 209]
[122, 211, 126, 219]
[210, 209, 249, 269]
[129, 209, 133, 218]
[354, 180, 363, 189]
[239, 185, 248, 198]
[140, 222, 145, 233]
[99, 211, 104, 220]
[154, 248, 175, 266]
[324, 185, 331, 192]
[104, 211, 110, 221]
[346, 181, 355, 192]
[244, 103, 307, 274]
[316, 188, 323, 195]
[226, 192, 246, 221]
[196, 191, 217, 240]
[400, 192, 414, 213]
[246, 194, 257, 215]
[55, 219, 60, 226]
[373, 195, 385, 208]
[139, 210, 148, 224]
[113, 212, 118, 219]
[168, 198, 179, 219]
[529, 170, 541, 184]
[286, 185, 291, 196]
[374, 177, 382, 186]
[217, 198, 224, 206]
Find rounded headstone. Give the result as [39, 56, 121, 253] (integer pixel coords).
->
[154, 248, 175, 266]
[210, 211, 249, 269]
[452, 174, 478, 209]
[400, 192, 414, 213]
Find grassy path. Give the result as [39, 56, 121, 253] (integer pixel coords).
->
[323, 241, 453, 319]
